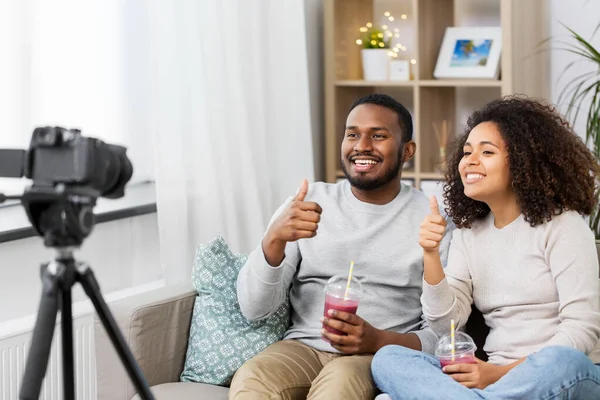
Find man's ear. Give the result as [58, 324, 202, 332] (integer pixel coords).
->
[403, 141, 416, 163]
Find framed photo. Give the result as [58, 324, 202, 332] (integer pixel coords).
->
[433, 27, 502, 79]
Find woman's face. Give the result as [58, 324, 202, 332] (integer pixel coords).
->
[458, 121, 512, 203]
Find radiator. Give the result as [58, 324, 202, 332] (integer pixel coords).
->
[0, 314, 96, 400]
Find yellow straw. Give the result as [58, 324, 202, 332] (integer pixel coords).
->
[451, 319, 456, 362]
[344, 261, 355, 300]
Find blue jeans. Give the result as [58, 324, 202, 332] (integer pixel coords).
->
[372, 345, 600, 400]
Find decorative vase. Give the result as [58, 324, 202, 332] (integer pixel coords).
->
[361, 49, 390, 81]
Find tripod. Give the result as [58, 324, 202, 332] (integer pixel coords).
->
[19, 247, 155, 400]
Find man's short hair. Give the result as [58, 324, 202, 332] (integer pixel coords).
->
[349, 93, 413, 141]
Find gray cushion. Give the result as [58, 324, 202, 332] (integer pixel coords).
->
[132, 382, 229, 400]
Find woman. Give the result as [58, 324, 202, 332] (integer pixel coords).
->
[372, 96, 600, 399]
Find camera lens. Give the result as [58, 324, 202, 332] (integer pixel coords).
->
[98, 142, 134, 199]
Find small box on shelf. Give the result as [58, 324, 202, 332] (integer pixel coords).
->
[390, 60, 411, 81]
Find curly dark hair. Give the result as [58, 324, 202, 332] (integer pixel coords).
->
[444, 95, 600, 229]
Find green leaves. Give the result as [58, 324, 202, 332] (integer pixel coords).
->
[360, 28, 391, 49]
[555, 23, 600, 238]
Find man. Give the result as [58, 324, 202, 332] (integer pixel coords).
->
[231, 94, 452, 399]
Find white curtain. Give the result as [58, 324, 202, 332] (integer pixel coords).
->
[148, 1, 315, 284]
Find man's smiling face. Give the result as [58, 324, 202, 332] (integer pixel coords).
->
[341, 103, 406, 191]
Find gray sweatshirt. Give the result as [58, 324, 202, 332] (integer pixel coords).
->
[237, 180, 451, 354]
[422, 211, 600, 365]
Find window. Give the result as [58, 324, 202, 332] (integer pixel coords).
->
[0, 0, 154, 198]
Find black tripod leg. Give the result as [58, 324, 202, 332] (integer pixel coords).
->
[76, 264, 155, 400]
[60, 277, 76, 400]
[19, 263, 60, 400]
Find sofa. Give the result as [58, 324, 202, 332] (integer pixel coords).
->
[95, 281, 497, 400]
[95, 282, 229, 400]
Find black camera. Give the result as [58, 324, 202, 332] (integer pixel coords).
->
[1, 126, 133, 198]
[0, 127, 133, 247]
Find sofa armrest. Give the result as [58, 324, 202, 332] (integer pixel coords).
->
[95, 282, 197, 400]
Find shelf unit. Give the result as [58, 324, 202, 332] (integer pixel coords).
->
[324, 0, 549, 188]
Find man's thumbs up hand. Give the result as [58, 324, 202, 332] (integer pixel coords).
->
[294, 178, 309, 201]
[419, 196, 447, 253]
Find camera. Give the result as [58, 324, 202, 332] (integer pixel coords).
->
[1, 126, 133, 198]
[0, 127, 133, 247]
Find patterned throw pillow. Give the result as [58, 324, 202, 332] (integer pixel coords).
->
[180, 235, 291, 386]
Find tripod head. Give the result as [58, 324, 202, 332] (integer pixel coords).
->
[19, 184, 98, 248]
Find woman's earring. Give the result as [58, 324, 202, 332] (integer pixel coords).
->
[511, 180, 516, 190]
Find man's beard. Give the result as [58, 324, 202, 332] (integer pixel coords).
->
[341, 154, 402, 190]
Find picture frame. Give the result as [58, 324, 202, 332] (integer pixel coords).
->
[433, 27, 502, 79]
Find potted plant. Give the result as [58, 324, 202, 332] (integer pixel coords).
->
[356, 22, 393, 80]
[554, 24, 600, 255]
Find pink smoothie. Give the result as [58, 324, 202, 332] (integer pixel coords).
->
[322, 293, 359, 335]
[439, 354, 477, 368]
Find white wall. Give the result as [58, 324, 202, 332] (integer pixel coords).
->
[304, 0, 325, 181]
[549, 0, 600, 139]
[0, 213, 161, 323]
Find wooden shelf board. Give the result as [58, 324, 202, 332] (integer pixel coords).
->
[419, 172, 445, 180]
[335, 80, 416, 87]
[335, 79, 501, 88]
[418, 79, 502, 88]
[336, 170, 417, 179]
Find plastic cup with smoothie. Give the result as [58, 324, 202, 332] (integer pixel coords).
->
[435, 330, 477, 368]
[322, 275, 364, 338]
